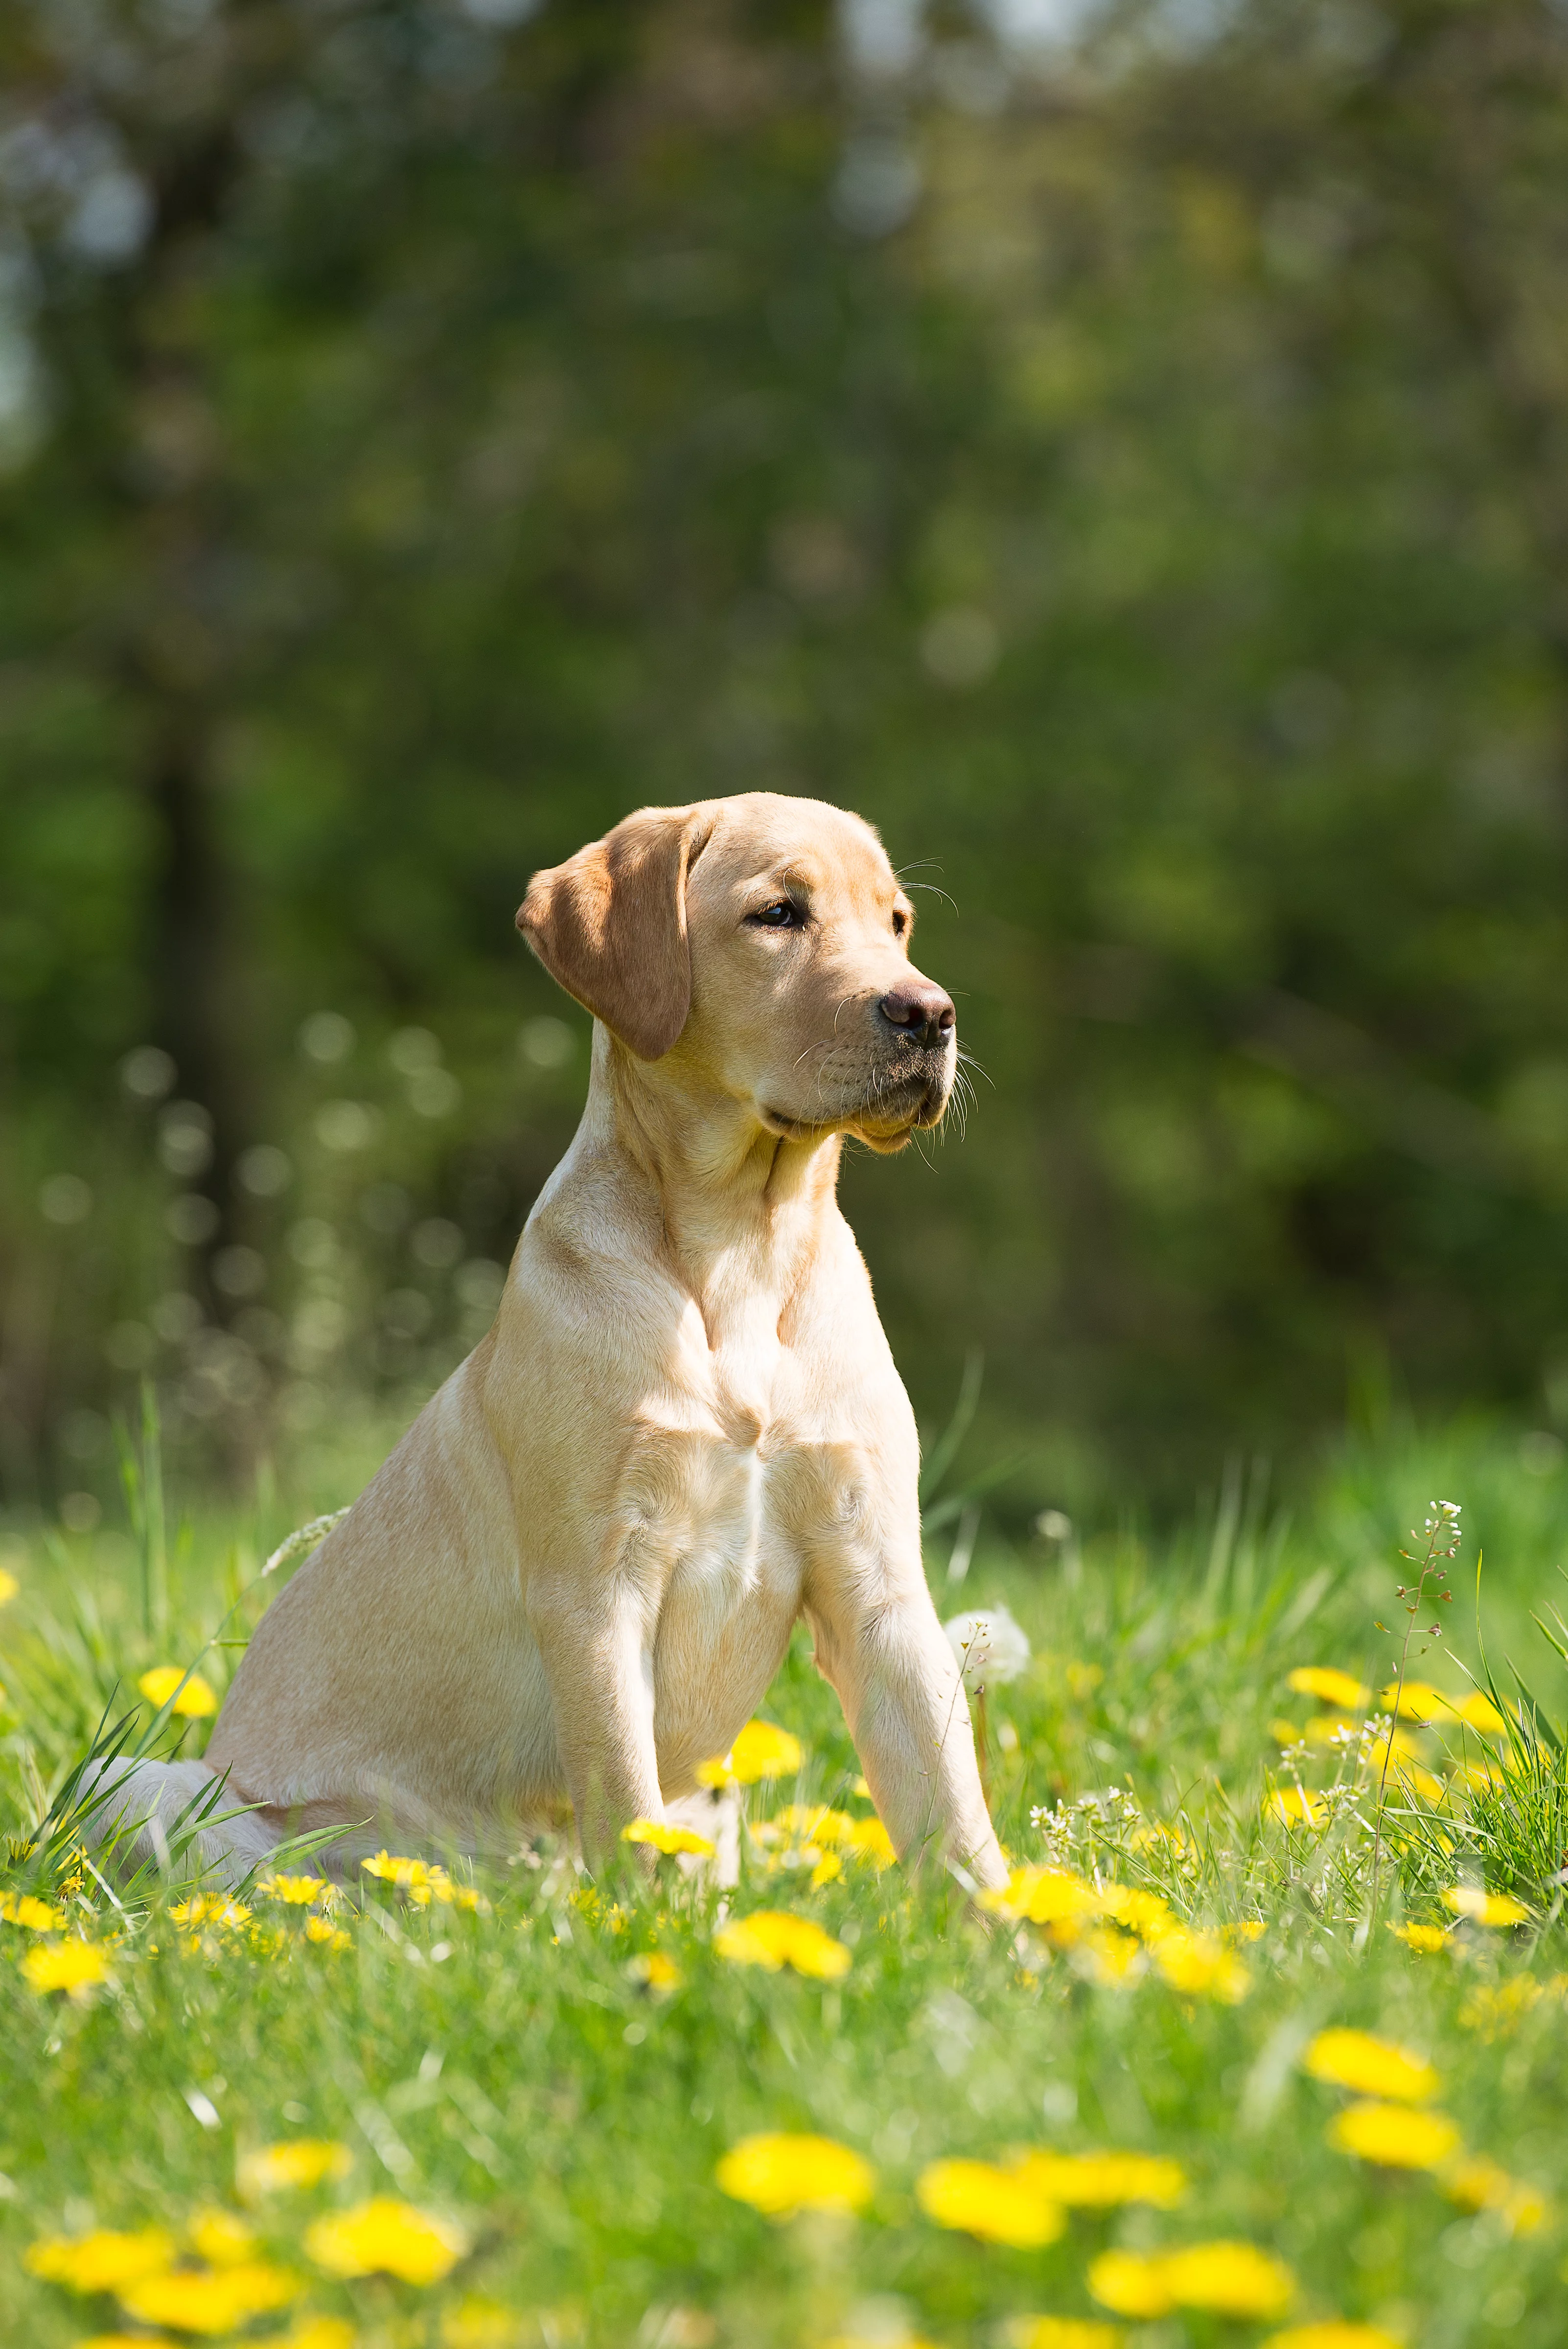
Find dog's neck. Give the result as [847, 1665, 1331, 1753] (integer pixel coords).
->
[582, 1025, 841, 1323]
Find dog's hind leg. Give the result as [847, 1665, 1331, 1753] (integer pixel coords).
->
[74, 1757, 280, 1890]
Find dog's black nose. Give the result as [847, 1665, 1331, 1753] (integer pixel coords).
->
[879, 981, 955, 1051]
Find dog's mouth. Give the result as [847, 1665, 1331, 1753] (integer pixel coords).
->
[761, 1060, 953, 1151]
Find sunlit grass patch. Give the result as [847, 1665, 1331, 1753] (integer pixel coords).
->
[4, 1419, 1568, 2342]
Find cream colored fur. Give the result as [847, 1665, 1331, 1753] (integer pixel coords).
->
[94, 793, 1006, 1893]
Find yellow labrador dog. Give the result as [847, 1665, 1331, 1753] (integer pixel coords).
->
[89, 793, 1006, 1892]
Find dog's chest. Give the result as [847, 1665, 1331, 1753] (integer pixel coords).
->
[666, 1405, 792, 1610]
[628, 1291, 895, 1778]
[640, 1328, 819, 1618]
[643, 1413, 806, 1774]
[633, 1283, 882, 1667]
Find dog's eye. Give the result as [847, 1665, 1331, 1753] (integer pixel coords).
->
[892, 908, 909, 937]
[748, 900, 801, 930]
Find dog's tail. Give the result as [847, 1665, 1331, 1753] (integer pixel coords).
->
[73, 1756, 280, 1890]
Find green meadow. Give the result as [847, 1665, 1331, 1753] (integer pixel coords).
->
[3, 1412, 1567, 2349]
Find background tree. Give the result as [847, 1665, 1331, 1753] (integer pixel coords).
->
[3, 0, 1568, 1516]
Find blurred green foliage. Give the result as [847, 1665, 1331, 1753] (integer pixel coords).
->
[5, 0, 1568, 1512]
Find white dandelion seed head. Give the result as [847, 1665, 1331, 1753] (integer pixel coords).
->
[945, 1604, 1031, 1689]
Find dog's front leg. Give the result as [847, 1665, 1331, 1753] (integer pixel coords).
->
[804, 1552, 1008, 1893]
[528, 1578, 664, 1868]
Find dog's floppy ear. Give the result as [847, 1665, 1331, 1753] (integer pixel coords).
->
[516, 803, 715, 1061]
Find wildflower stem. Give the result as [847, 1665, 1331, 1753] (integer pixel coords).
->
[1366, 1502, 1461, 1934]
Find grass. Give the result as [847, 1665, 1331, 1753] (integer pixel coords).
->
[3, 1408, 1568, 2348]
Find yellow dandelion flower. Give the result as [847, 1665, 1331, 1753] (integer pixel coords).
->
[1443, 1884, 1529, 1927]
[1159, 2243, 1295, 2319]
[259, 1874, 329, 1905]
[303, 1916, 352, 1951]
[441, 2299, 534, 2347]
[1389, 1759, 1448, 1805]
[441, 2300, 521, 2348]
[749, 1826, 835, 1882]
[696, 1718, 803, 1788]
[1444, 2154, 1547, 2234]
[138, 1666, 219, 1719]
[1008, 2323, 1122, 2349]
[0, 1565, 17, 1605]
[359, 1851, 458, 1906]
[1129, 1819, 1198, 1858]
[277, 2321, 359, 2349]
[26, 2227, 176, 2292]
[1086, 2251, 1174, 2318]
[1095, 1885, 1177, 1939]
[628, 1950, 683, 1994]
[621, 1819, 716, 1858]
[1262, 2328, 1402, 2349]
[844, 1816, 896, 1868]
[715, 2131, 875, 2218]
[714, 1911, 852, 1981]
[1301, 1716, 1357, 1748]
[1266, 1787, 1325, 1828]
[1328, 2100, 1460, 2170]
[120, 2261, 301, 2334]
[187, 2210, 257, 2266]
[1150, 1928, 1250, 2003]
[1270, 1718, 1304, 1745]
[978, 1866, 1102, 1928]
[1365, 1725, 1427, 1768]
[764, 1805, 855, 1845]
[169, 1895, 250, 1932]
[1072, 1927, 1144, 1985]
[305, 2197, 468, 2285]
[238, 2139, 352, 2198]
[21, 1938, 109, 1996]
[1224, 1920, 1267, 1944]
[852, 1775, 871, 1797]
[1457, 1978, 1544, 2038]
[915, 2158, 1064, 2248]
[1090, 2242, 1293, 2322]
[1015, 2150, 1187, 2209]
[1, 1890, 66, 1930]
[1303, 2028, 1438, 2103]
[1390, 1923, 1448, 1953]
[1375, 1678, 1449, 1719]
[1447, 1690, 1508, 1734]
[362, 1848, 418, 1885]
[1287, 1667, 1366, 1709]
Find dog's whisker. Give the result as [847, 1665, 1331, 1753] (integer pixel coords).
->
[954, 1047, 993, 1091]
[902, 880, 958, 913]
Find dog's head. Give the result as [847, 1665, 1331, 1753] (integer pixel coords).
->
[517, 793, 955, 1151]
